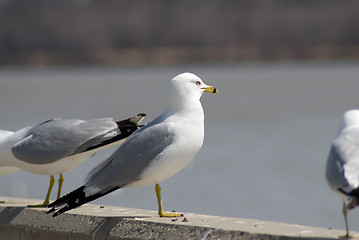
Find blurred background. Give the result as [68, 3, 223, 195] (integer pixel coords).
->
[1, 0, 359, 65]
[1, 0, 359, 233]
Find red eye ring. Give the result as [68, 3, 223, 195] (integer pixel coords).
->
[195, 81, 201, 86]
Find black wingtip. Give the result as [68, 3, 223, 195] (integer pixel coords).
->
[46, 207, 55, 214]
[116, 113, 146, 127]
[51, 207, 68, 217]
[46, 186, 86, 217]
[79, 113, 147, 154]
[132, 113, 146, 123]
[47, 185, 121, 217]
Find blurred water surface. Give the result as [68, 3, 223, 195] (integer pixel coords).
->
[1, 62, 359, 231]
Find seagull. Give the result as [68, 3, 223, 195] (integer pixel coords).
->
[47, 72, 218, 217]
[0, 114, 145, 207]
[326, 109, 359, 238]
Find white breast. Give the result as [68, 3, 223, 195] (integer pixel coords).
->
[127, 110, 204, 188]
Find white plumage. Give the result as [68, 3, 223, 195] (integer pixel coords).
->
[0, 115, 145, 206]
[326, 109, 359, 237]
[48, 72, 217, 217]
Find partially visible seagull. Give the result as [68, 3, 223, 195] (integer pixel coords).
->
[0, 130, 18, 203]
[0, 114, 145, 207]
[0, 130, 19, 175]
[326, 109, 359, 238]
[47, 72, 218, 217]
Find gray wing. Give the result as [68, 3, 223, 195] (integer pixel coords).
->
[12, 118, 118, 164]
[326, 129, 359, 193]
[83, 119, 175, 192]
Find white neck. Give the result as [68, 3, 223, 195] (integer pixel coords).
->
[338, 110, 359, 133]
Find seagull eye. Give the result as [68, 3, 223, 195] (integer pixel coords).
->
[195, 81, 201, 86]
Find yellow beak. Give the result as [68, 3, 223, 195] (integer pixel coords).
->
[202, 85, 218, 93]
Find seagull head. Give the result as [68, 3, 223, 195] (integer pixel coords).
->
[339, 109, 359, 131]
[169, 72, 217, 108]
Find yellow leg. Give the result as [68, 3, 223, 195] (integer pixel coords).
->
[56, 174, 64, 200]
[155, 184, 183, 217]
[341, 202, 352, 239]
[28, 175, 55, 207]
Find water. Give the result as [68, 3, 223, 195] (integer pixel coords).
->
[0, 62, 359, 231]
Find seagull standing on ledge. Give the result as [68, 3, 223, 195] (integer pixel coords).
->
[326, 109, 359, 238]
[48, 72, 218, 217]
[0, 114, 145, 207]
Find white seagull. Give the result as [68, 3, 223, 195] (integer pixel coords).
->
[326, 109, 359, 238]
[0, 114, 145, 207]
[47, 72, 218, 217]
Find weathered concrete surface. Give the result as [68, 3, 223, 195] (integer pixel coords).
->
[0, 196, 355, 240]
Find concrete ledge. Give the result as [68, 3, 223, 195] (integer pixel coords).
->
[0, 196, 353, 240]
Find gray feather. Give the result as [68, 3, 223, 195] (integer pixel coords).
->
[12, 118, 118, 164]
[84, 119, 175, 190]
[326, 128, 359, 193]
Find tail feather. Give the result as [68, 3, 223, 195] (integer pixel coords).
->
[47, 185, 120, 217]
